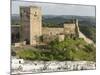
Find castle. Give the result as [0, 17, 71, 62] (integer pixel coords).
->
[11, 6, 93, 46]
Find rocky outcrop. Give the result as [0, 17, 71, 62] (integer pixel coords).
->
[11, 58, 96, 74]
[79, 31, 94, 44]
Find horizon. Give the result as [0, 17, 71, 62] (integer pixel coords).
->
[12, 14, 96, 17]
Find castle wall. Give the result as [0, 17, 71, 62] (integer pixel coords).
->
[42, 23, 78, 42]
[42, 27, 64, 35]
[64, 23, 76, 34]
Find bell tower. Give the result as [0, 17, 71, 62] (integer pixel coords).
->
[20, 6, 42, 45]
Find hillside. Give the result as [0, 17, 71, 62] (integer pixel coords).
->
[12, 38, 96, 61]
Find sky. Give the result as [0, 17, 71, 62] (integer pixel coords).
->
[11, 1, 96, 16]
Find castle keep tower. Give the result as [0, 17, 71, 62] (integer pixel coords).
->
[20, 6, 42, 45]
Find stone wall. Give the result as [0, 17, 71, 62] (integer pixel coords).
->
[42, 23, 78, 36]
[42, 27, 64, 35]
[64, 23, 76, 34]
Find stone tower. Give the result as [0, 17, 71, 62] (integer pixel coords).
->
[63, 19, 79, 38]
[20, 6, 42, 45]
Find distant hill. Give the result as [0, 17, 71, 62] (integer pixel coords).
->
[42, 15, 96, 26]
[11, 14, 96, 26]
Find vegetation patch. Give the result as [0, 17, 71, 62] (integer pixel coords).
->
[12, 38, 96, 61]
